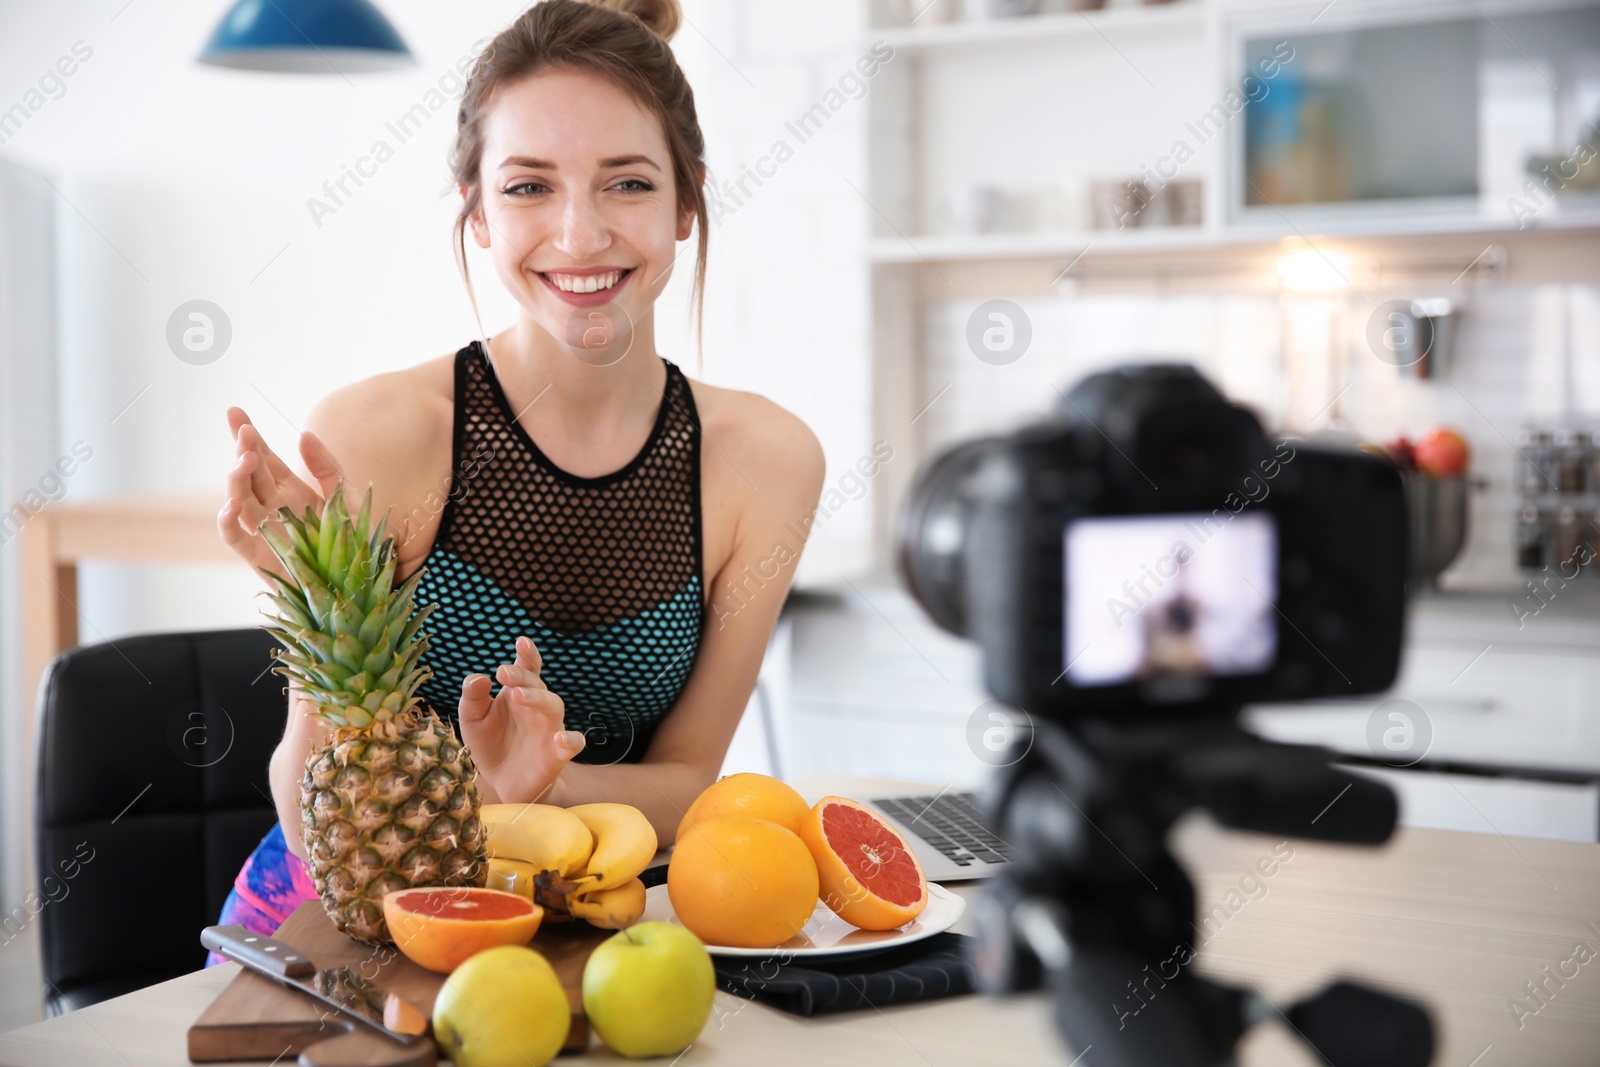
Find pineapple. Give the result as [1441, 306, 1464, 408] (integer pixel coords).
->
[258, 481, 485, 943]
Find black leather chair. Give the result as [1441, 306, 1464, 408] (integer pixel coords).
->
[35, 628, 285, 1015]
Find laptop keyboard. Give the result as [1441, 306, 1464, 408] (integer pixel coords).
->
[874, 792, 1011, 868]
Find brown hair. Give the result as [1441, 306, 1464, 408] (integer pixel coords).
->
[448, 0, 707, 342]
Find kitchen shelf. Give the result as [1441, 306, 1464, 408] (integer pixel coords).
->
[868, 214, 1600, 265]
[869, 227, 1210, 264]
[872, 2, 1205, 51]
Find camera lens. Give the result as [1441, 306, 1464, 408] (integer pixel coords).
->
[897, 437, 1001, 637]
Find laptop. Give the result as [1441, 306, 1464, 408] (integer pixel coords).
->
[863, 790, 1010, 882]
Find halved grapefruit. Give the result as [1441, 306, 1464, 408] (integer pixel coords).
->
[382, 886, 543, 973]
[798, 796, 929, 931]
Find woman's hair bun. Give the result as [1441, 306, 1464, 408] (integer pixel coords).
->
[581, 0, 681, 42]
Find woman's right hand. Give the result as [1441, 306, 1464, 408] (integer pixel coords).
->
[218, 406, 345, 581]
[458, 636, 587, 805]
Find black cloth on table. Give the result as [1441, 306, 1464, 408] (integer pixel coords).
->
[712, 930, 978, 1016]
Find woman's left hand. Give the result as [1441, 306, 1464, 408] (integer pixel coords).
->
[457, 635, 586, 804]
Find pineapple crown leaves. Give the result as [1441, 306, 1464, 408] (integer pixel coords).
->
[256, 479, 436, 731]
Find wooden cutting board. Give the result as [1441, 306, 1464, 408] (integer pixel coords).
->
[188, 901, 612, 1066]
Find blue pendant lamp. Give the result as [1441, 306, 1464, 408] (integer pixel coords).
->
[199, 0, 413, 73]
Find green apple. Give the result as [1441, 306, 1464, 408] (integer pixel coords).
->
[582, 921, 716, 1058]
[434, 945, 570, 1067]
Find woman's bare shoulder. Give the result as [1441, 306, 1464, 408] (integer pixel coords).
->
[301, 352, 458, 491]
[687, 375, 823, 494]
[313, 352, 454, 409]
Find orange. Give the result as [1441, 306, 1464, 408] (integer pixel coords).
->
[675, 773, 811, 842]
[799, 796, 928, 931]
[383, 886, 543, 973]
[667, 814, 818, 948]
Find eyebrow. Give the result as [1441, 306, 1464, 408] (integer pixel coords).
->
[497, 154, 663, 172]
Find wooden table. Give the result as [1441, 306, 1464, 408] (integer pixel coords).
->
[18, 492, 231, 720]
[1, 774, 1597, 1066]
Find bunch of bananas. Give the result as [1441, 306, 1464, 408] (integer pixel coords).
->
[481, 802, 658, 929]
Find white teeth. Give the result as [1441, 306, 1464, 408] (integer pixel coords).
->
[546, 270, 622, 294]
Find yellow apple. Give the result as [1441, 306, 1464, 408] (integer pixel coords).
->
[582, 921, 715, 1058]
[433, 945, 569, 1067]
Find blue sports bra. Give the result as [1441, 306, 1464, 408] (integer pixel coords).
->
[410, 341, 704, 764]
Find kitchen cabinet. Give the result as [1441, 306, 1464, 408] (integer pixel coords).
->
[860, 0, 1600, 573]
[790, 584, 1600, 840]
[865, 0, 1600, 256]
[1225, 0, 1600, 228]
[1246, 589, 1600, 773]
[786, 585, 993, 787]
[1245, 589, 1600, 840]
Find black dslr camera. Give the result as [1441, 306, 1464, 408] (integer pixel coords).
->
[899, 365, 1435, 1067]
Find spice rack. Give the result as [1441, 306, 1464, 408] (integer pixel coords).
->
[1516, 425, 1600, 576]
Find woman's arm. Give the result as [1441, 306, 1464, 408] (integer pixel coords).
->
[220, 369, 453, 586]
[267, 687, 329, 862]
[229, 366, 460, 856]
[541, 760, 713, 845]
[540, 396, 827, 844]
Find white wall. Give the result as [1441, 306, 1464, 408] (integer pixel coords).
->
[0, 157, 59, 933]
[917, 283, 1600, 589]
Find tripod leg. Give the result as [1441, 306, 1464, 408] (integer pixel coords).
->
[1048, 947, 1247, 1067]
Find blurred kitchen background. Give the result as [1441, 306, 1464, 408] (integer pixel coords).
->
[2, 0, 1599, 1024]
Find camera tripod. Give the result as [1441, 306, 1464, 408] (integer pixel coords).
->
[968, 711, 1435, 1067]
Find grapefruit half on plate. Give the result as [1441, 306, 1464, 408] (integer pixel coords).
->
[799, 796, 929, 931]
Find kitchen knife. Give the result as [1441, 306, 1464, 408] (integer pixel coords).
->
[201, 925, 430, 1044]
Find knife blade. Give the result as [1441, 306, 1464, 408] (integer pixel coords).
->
[201, 925, 430, 1044]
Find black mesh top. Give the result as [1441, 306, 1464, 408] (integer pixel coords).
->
[411, 341, 705, 764]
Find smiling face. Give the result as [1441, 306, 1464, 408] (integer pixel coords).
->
[464, 66, 693, 357]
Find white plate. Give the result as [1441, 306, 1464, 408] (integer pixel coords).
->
[640, 882, 965, 959]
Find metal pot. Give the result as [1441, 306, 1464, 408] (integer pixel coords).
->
[962, 0, 1039, 18]
[1403, 472, 1470, 589]
[1381, 298, 1459, 380]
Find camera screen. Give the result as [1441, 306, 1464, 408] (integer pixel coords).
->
[1063, 512, 1278, 687]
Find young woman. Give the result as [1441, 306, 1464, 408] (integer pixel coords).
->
[211, 0, 823, 945]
